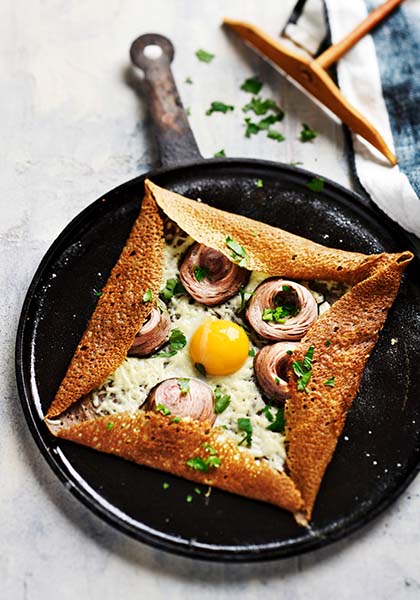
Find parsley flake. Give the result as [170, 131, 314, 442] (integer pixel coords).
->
[196, 49, 214, 63]
[237, 418, 253, 447]
[206, 101, 234, 116]
[300, 123, 318, 142]
[242, 96, 284, 117]
[262, 303, 299, 323]
[186, 495, 193, 503]
[249, 347, 256, 357]
[214, 149, 226, 157]
[267, 129, 285, 142]
[185, 76, 193, 84]
[325, 339, 331, 347]
[306, 176, 324, 192]
[194, 487, 202, 495]
[240, 76, 263, 94]
[286, 349, 293, 355]
[94, 290, 102, 297]
[162, 482, 170, 490]
[160, 277, 185, 303]
[244, 118, 260, 138]
[156, 328, 187, 358]
[194, 265, 210, 282]
[292, 346, 314, 393]
[171, 417, 181, 423]
[256, 179, 263, 188]
[214, 388, 231, 414]
[225, 236, 248, 267]
[239, 287, 254, 310]
[142, 288, 153, 303]
[178, 378, 190, 394]
[324, 377, 335, 387]
[195, 362, 207, 377]
[266, 406, 285, 433]
[106, 422, 114, 431]
[186, 444, 222, 472]
[156, 404, 171, 416]
[263, 404, 274, 422]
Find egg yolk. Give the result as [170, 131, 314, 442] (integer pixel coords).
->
[190, 319, 249, 376]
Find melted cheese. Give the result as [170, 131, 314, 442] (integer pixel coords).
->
[90, 231, 348, 473]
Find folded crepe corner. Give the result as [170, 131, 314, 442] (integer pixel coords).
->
[45, 179, 413, 522]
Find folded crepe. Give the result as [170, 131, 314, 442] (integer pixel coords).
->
[45, 179, 413, 523]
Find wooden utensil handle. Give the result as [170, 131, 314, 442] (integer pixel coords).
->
[315, 0, 404, 69]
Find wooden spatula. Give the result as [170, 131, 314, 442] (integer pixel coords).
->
[224, 0, 404, 165]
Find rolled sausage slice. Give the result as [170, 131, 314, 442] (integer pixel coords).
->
[246, 278, 317, 341]
[179, 243, 250, 306]
[146, 377, 216, 424]
[128, 308, 170, 357]
[254, 342, 297, 403]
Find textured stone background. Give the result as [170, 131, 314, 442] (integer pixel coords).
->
[1, 1, 419, 598]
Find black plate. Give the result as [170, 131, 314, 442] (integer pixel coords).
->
[16, 159, 420, 561]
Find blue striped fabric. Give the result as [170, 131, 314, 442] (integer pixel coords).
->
[367, 0, 420, 198]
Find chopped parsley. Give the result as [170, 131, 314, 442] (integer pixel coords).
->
[242, 96, 284, 117]
[142, 288, 153, 303]
[160, 277, 185, 303]
[325, 339, 331, 347]
[240, 76, 263, 94]
[206, 101, 234, 116]
[266, 406, 285, 433]
[171, 417, 181, 423]
[239, 286, 254, 310]
[282, 285, 292, 292]
[256, 178, 263, 188]
[193, 265, 211, 282]
[162, 482, 170, 490]
[324, 377, 335, 387]
[185, 76, 193, 84]
[244, 114, 284, 138]
[94, 290, 102, 297]
[267, 129, 285, 142]
[225, 236, 248, 267]
[178, 378, 190, 394]
[106, 422, 114, 431]
[306, 176, 325, 192]
[186, 107, 191, 116]
[194, 487, 202, 495]
[237, 417, 253, 447]
[156, 403, 171, 416]
[186, 443, 222, 472]
[286, 349, 293, 355]
[195, 49, 215, 63]
[274, 376, 281, 385]
[248, 347, 256, 357]
[186, 495, 193, 503]
[292, 346, 314, 393]
[300, 123, 318, 142]
[214, 149, 226, 157]
[214, 388, 231, 414]
[195, 362, 207, 377]
[263, 404, 274, 422]
[156, 328, 187, 358]
[244, 118, 260, 138]
[262, 304, 299, 323]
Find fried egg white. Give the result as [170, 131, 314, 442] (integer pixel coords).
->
[90, 230, 343, 473]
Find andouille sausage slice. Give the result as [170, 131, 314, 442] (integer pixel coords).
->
[254, 342, 297, 403]
[128, 308, 170, 357]
[146, 377, 216, 424]
[246, 278, 317, 341]
[179, 243, 250, 306]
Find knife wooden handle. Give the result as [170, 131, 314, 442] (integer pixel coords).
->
[315, 0, 404, 69]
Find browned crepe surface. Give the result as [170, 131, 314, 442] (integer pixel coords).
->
[46, 179, 413, 522]
[46, 192, 164, 418]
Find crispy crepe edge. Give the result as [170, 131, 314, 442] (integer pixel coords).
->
[45, 179, 413, 523]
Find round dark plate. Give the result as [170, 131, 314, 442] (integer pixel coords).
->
[16, 159, 420, 561]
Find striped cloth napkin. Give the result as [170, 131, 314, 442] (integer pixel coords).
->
[284, 0, 420, 238]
